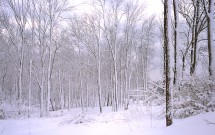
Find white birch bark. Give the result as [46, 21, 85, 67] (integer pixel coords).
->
[68, 74, 71, 110]
[209, 0, 215, 77]
[28, 60, 32, 118]
[164, 0, 173, 126]
[168, 0, 174, 119]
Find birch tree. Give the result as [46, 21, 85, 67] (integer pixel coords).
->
[5, 0, 30, 115]
[164, 0, 173, 126]
[173, 0, 180, 86]
[123, 0, 145, 108]
[81, 13, 103, 113]
[27, 0, 37, 118]
[101, 0, 124, 112]
[179, 0, 207, 75]
[46, 0, 71, 114]
[31, 0, 49, 117]
[69, 16, 86, 112]
[140, 16, 156, 92]
[202, 0, 215, 77]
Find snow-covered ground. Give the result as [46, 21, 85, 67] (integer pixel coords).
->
[0, 105, 215, 135]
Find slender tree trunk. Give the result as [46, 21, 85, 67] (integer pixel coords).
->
[0, 68, 7, 104]
[144, 43, 149, 92]
[97, 40, 102, 113]
[47, 48, 52, 113]
[113, 57, 118, 111]
[68, 74, 71, 110]
[28, 60, 32, 118]
[164, 0, 173, 127]
[80, 67, 84, 112]
[59, 70, 63, 110]
[47, 0, 53, 114]
[207, 0, 215, 77]
[28, 2, 35, 117]
[18, 45, 24, 115]
[190, 0, 199, 75]
[125, 52, 129, 109]
[40, 65, 45, 117]
[173, 0, 179, 85]
[63, 74, 66, 109]
[86, 83, 89, 112]
[182, 55, 185, 78]
[210, 0, 215, 77]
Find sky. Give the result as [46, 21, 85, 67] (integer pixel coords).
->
[145, 0, 163, 17]
[70, 0, 163, 17]
[145, 0, 163, 81]
[69, 0, 164, 81]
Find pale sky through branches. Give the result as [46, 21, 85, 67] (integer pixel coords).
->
[145, 0, 163, 16]
[69, 0, 164, 81]
[70, 0, 163, 17]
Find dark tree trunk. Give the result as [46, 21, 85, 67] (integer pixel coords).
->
[164, 0, 173, 127]
[173, 0, 178, 85]
[207, 0, 213, 76]
[190, 0, 200, 75]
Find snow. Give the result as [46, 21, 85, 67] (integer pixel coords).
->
[0, 105, 215, 135]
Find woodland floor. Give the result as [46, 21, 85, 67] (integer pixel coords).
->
[0, 104, 215, 135]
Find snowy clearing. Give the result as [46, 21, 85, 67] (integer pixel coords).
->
[0, 105, 215, 135]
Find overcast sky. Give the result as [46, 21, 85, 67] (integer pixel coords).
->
[70, 0, 163, 17]
[69, 0, 164, 81]
[145, 0, 163, 16]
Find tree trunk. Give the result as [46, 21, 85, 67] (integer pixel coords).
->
[18, 45, 24, 115]
[164, 0, 173, 127]
[207, 0, 215, 77]
[190, 0, 199, 75]
[97, 39, 102, 113]
[68, 74, 71, 110]
[40, 66, 45, 117]
[28, 60, 32, 118]
[113, 57, 118, 112]
[173, 0, 179, 85]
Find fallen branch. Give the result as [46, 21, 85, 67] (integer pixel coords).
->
[204, 119, 215, 125]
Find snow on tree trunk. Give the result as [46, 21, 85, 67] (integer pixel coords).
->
[18, 46, 24, 115]
[125, 54, 129, 108]
[113, 56, 118, 112]
[98, 55, 102, 113]
[202, 0, 214, 77]
[173, 0, 180, 86]
[68, 74, 71, 110]
[28, 60, 32, 118]
[164, 0, 173, 127]
[209, 0, 215, 77]
[40, 66, 45, 117]
[47, 1, 53, 114]
[97, 35, 102, 113]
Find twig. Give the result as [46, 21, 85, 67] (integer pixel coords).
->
[204, 119, 215, 125]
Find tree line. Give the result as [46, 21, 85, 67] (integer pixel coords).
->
[0, 0, 156, 117]
[0, 0, 214, 127]
[164, 0, 215, 126]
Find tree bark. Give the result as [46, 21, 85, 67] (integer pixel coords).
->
[164, 0, 173, 127]
[173, 0, 179, 85]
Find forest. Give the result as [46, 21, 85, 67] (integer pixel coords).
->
[0, 0, 215, 133]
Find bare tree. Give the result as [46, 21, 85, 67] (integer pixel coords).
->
[164, 0, 173, 127]
[100, 0, 124, 112]
[5, 0, 30, 115]
[202, 0, 215, 77]
[179, 0, 207, 75]
[122, 0, 145, 109]
[80, 12, 103, 113]
[46, 0, 71, 114]
[173, 0, 180, 86]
